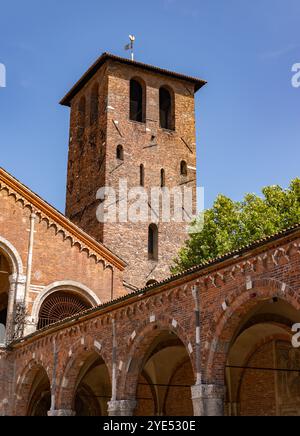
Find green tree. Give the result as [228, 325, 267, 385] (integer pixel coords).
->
[172, 178, 300, 273]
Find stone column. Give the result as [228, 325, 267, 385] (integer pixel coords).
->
[107, 400, 137, 416]
[5, 273, 26, 343]
[191, 384, 225, 416]
[47, 409, 76, 416]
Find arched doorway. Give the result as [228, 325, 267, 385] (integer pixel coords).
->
[26, 366, 51, 416]
[134, 330, 194, 416]
[0, 251, 11, 344]
[226, 298, 300, 416]
[73, 352, 111, 416]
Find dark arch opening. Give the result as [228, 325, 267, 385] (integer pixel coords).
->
[74, 353, 111, 416]
[116, 144, 124, 161]
[140, 164, 145, 187]
[159, 86, 174, 130]
[148, 224, 158, 261]
[27, 366, 51, 416]
[160, 169, 166, 188]
[180, 160, 188, 176]
[130, 79, 145, 123]
[134, 330, 194, 416]
[224, 298, 300, 416]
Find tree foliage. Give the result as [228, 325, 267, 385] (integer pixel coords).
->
[172, 179, 300, 273]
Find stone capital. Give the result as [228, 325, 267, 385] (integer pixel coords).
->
[47, 409, 76, 416]
[191, 384, 225, 416]
[107, 400, 137, 416]
[191, 383, 225, 399]
[9, 273, 26, 287]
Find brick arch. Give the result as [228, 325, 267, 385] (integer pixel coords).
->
[14, 359, 51, 416]
[56, 336, 112, 410]
[205, 278, 299, 384]
[0, 235, 24, 275]
[31, 280, 101, 325]
[119, 315, 195, 400]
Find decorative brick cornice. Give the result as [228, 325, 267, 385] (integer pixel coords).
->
[0, 168, 126, 270]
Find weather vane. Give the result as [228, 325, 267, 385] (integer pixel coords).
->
[124, 35, 135, 61]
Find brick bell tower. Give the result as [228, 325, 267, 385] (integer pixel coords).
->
[61, 53, 206, 290]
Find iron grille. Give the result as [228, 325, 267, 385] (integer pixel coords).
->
[37, 292, 91, 329]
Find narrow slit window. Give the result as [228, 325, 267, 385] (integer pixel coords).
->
[140, 164, 145, 186]
[180, 160, 188, 176]
[148, 224, 158, 260]
[116, 145, 124, 161]
[160, 169, 165, 188]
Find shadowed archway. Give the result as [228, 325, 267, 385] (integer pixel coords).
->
[129, 329, 195, 416]
[73, 352, 112, 416]
[224, 298, 300, 416]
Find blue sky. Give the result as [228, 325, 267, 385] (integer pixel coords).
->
[0, 0, 299, 212]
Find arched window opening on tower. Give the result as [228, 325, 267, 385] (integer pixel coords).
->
[116, 145, 124, 161]
[37, 292, 92, 330]
[148, 224, 158, 261]
[77, 96, 86, 141]
[180, 160, 188, 177]
[130, 79, 145, 123]
[90, 84, 99, 125]
[160, 169, 166, 188]
[159, 86, 175, 130]
[140, 164, 145, 187]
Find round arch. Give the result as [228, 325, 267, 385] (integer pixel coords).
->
[56, 341, 112, 414]
[206, 278, 300, 384]
[205, 279, 300, 416]
[14, 359, 51, 416]
[159, 84, 175, 131]
[129, 76, 146, 123]
[31, 281, 101, 326]
[120, 317, 195, 416]
[0, 236, 24, 276]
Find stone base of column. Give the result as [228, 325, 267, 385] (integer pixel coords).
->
[191, 384, 225, 416]
[47, 409, 76, 416]
[107, 400, 137, 416]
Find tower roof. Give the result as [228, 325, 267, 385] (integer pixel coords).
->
[60, 52, 207, 107]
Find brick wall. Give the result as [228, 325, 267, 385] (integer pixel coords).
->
[0, 179, 125, 334]
[164, 359, 194, 416]
[239, 341, 277, 416]
[135, 373, 155, 416]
